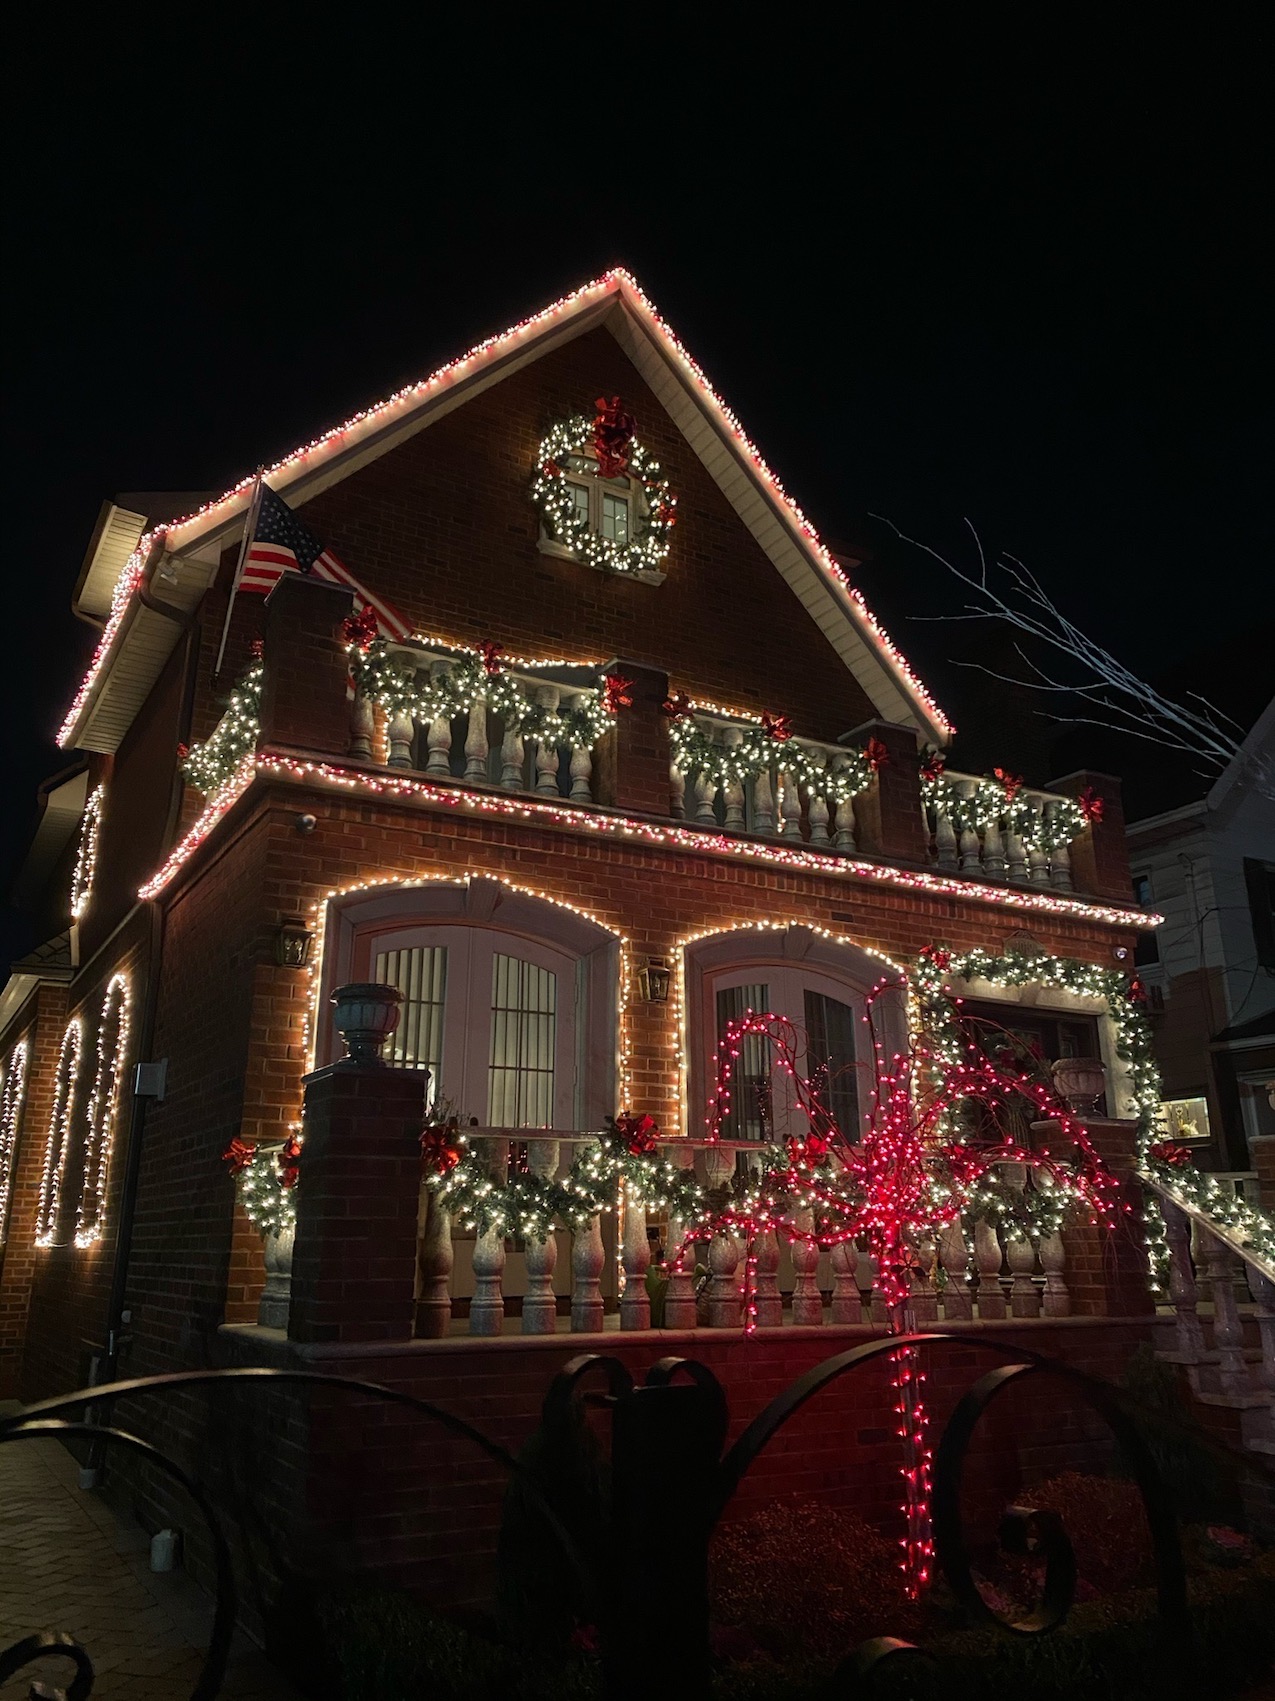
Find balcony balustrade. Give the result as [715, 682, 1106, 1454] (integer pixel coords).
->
[923, 770, 1076, 890]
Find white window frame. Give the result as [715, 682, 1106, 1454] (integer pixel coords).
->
[537, 450, 664, 584]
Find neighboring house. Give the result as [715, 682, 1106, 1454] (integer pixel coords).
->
[1126, 699, 1275, 1191]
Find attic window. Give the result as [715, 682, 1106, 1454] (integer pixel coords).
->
[532, 405, 675, 584]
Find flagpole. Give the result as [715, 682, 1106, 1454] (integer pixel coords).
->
[213, 471, 264, 678]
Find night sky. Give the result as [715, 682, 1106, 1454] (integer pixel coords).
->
[6, 19, 1272, 954]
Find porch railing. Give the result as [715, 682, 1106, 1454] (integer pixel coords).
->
[669, 712, 862, 850]
[924, 769, 1076, 889]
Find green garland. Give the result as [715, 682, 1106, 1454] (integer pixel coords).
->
[921, 770, 1087, 853]
[236, 1142, 296, 1236]
[352, 643, 614, 750]
[182, 660, 262, 797]
[669, 716, 875, 805]
[532, 415, 676, 577]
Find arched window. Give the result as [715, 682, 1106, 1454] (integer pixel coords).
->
[35, 1018, 83, 1247]
[320, 879, 620, 1130]
[0, 1040, 31, 1244]
[75, 974, 132, 1247]
[685, 926, 903, 1144]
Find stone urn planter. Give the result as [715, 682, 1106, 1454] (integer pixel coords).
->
[258, 1223, 295, 1329]
[1051, 1055, 1107, 1115]
[331, 982, 403, 1065]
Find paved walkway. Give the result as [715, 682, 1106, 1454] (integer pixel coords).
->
[0, 1426, 298, 1700]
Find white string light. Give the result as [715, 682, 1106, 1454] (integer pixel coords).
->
[70, 785, 105, 921]
[34, 1018, 83, 1247]
[0, 1040, 31, 1243]
[74, 974, 132, 1248]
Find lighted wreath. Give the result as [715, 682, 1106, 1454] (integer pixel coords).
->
[532, 397, 677, 577]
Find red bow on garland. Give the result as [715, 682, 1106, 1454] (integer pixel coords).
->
[1078, 786, 1105, 824]
[919, 750, 946, 785]
[278, 1134, 302, 1190]
[761, 711, 793, 743]
[340, 606, 379, 653]
[1149, 1141, 1193, 1169]
[542, 457, 561, 479]
[661, 690, 692, 720]
[420, 1121, 463, 1175]
[222, 1137, 256, 1177]
[604, 674, 635, 712]
[1127, 975, 1149, 1005]
[654, 499, 677, 528]
[614, 1113, 660, 1156]
[477, 640, 504, 676]
[593, 396, 636, 479]
[865, 737, 890, 773]
[177, 742, 189, 762]
[993, 768, 1024, 804]
[920, 944, 952, 971]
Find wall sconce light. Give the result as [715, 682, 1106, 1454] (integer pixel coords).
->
[275, 918, 315, 968]
[638, 958, 671, 1003]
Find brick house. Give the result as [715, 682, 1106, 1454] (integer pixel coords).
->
[2, 270, 1195, 1605]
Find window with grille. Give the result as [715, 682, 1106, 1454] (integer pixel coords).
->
[714, 982, 770, 1140]
[374, 946, 447, 1097]
[488, 954, 558, 1128]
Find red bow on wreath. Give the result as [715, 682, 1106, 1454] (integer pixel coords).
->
[477, 640, 504, 676]
[865, 737, 890, 773]
[340, 606, 379, 653]
[593, 396, 636, 479]
[278, 1134, 302, 1190]
[661, 690, 692, 720]
[1127, 975, 1149, 1005]
[420, 1121, 463, 1175]
[604, 674, 635, 713]
[1149, 1141, 1192, 1169]
[919, 750, 946, 785]
[1078, 785, 1106, 824]
[761, 711, 793, 743]
[993, 768, 1024, 804]
[542, 457, 561, 478]
[787, 1132, 831, 1167]
[654, 498, 677, 528]
[920, 944, 952, 971]
[614, 1113, 660, 1156]
[222, 1137, 256, 1177]
[177, 742, 189, 761]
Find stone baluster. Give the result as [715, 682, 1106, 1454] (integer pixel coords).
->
[619, 1185, 651, 1330]
[570, 1209, 605, 1332]
[1026, 805, 1050, 884]
[958, 782, 983, 874]
[669, 762, 687, 820]
[1162, 1200, 1206, 1362]
[522, 1138, 561, 1334]
[416, 1187, 453, 1338]
[1005, 826, 1028, 882]
[349, 687, 375, 760]
[568, 694, 594, 802]
[1249, 1269, 1275, 1404]
[535, 687, 562, 795]
[934, 804, 958, 869]
[704, 1145, 741, 1328]
[752, 766, 775, 835]
[722, 729, 746, 830]
[693, 763, 717, 825]
[791, 1207, 823, 1325]
[807, 757, 831, 847]
[464, 701, 489, 784]
[753, 1229, 783, 1328]
[257, 1223, 295, 1329]
[469, 1137, 508, 1336]
[425, 666, 454, 777]
[861, 1248, 888, 1324]
[908, 1238, 940, 1325]
[664, 1149, 700, 1329]
[974, 1216, 1007, 1318]
[1039, 1228, 1071, 1317]
[1047, 803, 1073, 889]
[500, 720, 525, 791]
[832, 764, 857, 852]
[983, 816, 1007, 881]
[387, 704, 416, 769]
[830, 1239, 860, 1324]
[778, 769, 803, 839]
[937, 1220, 973, 1320]
[1001, 1163, 1041, 1317]
[1199, 1230, 1249, 1396]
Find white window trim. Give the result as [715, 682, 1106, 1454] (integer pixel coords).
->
[536, 451, 666, 586]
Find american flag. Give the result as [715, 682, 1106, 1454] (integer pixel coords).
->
[239, 484, 412, 642]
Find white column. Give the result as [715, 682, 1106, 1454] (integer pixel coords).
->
[752, 766, 775, 836]
[791, 1208, 823, 1325]
[522, 1138, 560, 1335]
[938, 1220, 973, 1320]
[974, 1217, 1007, 1318]
[570, 1211, 605, 1332]
[416, 1187, 453, 1338]
[620, 1185, 651, 1330]
[830, 1239, 860, 1324]
[349, 688, 374, 760]
[500, 721, 525, 791]
[469, 1138, 508, 1336]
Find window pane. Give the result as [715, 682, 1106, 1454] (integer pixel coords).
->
[601, 492, 629, 543]
[488, 953, 558, 1128]
[715, 983, 769, 1140]
[567, 482, 591, 528]
[375, 947, 447, 1103]
[803, 990, 860, 1140]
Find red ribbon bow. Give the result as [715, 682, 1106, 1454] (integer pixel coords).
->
[661, 690, 692, 720]
[921, 944, 952, 971]
[477, 641, 504, 676]
[865, 737, 890, 773]
[919, 750, 946, 785]
[340, 606, 379, 653]
[250, 638, 265, 660]
[1149, 1141, 1192, 1169]
[761, 712, 793, 743]
[787, 1132, 830, 1167]
[993, 768, 1024, 804]
[654, 499, 677, 528]
[592, 396, 636, 479]
[1078, 785, 1105, 824]
[420, 1121, 463, 1175]
[1127, 975, 1148, 1004]
[614, 1113, 660, 1156]
[604, 674, 635, 713]
[542, 457, 561, 478]
[222, 1137, 256, 1177]
[278, 1134, 302, 1190]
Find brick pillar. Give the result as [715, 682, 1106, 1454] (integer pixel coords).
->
[1058, 1116, 1155, 1317]
[1047, 770, 1130, 903]
[288, 1063, 427, 1344]
[839, 720, 927, 863]
[595, 659, 671, 817]
[258, 575, 356, 758]
[1252, 1137, 1275, 1210]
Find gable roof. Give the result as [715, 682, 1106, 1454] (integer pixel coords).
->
[58, 270, 954, 752]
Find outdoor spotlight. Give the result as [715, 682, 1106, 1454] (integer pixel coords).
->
[638, 958, 672, 1003]
[1113, 946, 1129, 961]
[275, 918, 315, 968]
[295, 813, 317, 834]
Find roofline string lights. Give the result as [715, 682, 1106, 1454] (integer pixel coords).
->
[59, 269, 951, 749]
[0, 1040, 31, 1243]
[74, 973, 132, 1248]
[70, 783, 106, 921]
[34, 1018, 84, 1247]
[137, 752, 1162, 932]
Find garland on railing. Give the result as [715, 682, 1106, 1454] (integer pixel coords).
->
[223, 1134, 301, 1236]
[919, 755, 1093, 853]
[666, 703, 884, 804]
[349, 640, 617, 750]
[182, 657, 263, 797]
